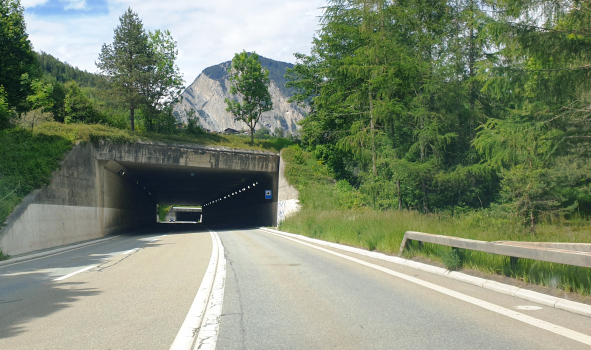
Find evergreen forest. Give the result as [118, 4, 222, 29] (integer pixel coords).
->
[285, 0, 591, 231]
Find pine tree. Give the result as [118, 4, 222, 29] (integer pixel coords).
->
[97, 8, 153, 131]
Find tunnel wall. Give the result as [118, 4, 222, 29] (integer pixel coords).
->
[0, 143, 156, 256]
[203, 174, 278, 227]
[277, 150, 300, 224]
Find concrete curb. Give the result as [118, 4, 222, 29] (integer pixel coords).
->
[259, 227, 591, 319]
[0, 235, 122, 267]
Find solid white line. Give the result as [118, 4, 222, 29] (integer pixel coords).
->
[194, 231, 226, 350]
[122, 248, 139, 255]
[170, 231, 220, 350]
[262, 229, 591, 346]
[53, 265, 97, 281]
[0, 236, 123, 268]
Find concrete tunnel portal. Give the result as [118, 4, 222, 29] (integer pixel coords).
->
[104, 142, 281, 227]
[118, 161, 277, 225]
[0, 141, 289, 256]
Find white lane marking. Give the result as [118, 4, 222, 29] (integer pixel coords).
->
[194, 231, 226, 350]
[53, 265, 97, 281]
[262, 230, 591, 346]
[122, 248, 139, 255]
[149, 239, 159, 243]
[0, 236, 123, 269]
[516, 306, 543, 311]
[170, 230, 224, 350]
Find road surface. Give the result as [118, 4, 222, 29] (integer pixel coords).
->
[1, 225, 591, 349]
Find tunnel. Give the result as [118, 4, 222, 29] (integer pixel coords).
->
[118, 161, 278, 226]
[106, 143, 280, 227]
[0, 141, 284, 256]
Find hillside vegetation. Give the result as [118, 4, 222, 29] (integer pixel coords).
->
[286, 0, 591, 234]
[279, 146, 591, 295]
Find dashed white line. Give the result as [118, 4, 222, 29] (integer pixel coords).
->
[122, 248, 139, 255]
[53, 265, 97, 281]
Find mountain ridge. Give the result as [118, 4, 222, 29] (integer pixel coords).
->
[173, 55, 305, 134]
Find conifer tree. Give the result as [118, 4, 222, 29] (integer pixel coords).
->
[97, 8, 153, 131]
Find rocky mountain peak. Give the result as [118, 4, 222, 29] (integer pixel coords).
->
[173, 56, 306, 134]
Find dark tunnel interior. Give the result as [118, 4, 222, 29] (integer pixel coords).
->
[116, 161, 278, 227]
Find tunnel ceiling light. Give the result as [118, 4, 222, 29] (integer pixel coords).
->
[248, 186, 250, 189]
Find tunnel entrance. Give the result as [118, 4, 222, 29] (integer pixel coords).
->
[99, 142, 280, 227]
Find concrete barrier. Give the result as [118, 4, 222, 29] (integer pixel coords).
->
[399, 231, 591, 268]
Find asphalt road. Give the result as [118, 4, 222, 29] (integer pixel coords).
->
[0, 226, 212, 349]
[216, 227, 591, 350]
[2, 225, 591, 349]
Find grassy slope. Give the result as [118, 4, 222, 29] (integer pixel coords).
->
[0, 122, 292, 259]
[279, 146, 591, 295]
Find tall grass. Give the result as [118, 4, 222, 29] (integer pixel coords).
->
[279, 145, 591, 296]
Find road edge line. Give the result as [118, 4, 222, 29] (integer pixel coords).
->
[194, 230, 227, 350]
[260, 228, 591, 346]
[0, 235, 123, 268]
[170, 230, 221, 350]
[259, 227, 591, 318]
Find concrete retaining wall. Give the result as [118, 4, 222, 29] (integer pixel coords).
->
[0, 143, 156, 256]
[277, 150, 300, 224]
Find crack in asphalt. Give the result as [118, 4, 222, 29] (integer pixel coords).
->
[95, 249, 139, 272]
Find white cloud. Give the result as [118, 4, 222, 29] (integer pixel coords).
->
[21, 0, 50, 8]
[61, 0, 87, 10]
[24, 0, 326, 83]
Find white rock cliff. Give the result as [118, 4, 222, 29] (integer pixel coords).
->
[173, 58, 306, 134]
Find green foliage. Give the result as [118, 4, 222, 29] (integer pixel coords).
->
[441, 248, 465, 271]
[186, 109, 203, 135]
[0, 128, 73, 225]
[0, 87, 13, 129]
[63, 82, 104, 125]
[0, 250, 9, 261]
[158, 205, 172, 222]
[141, 29, 184, 132]
[36, 51, 102, 88]
[285, 0, 591, 224]
[97, 9, 184, 133]
[254, 127, 271, 139]
[0, 0, 38, 112]
[97, 8, 153, 131]
[225, 51, 273, 143]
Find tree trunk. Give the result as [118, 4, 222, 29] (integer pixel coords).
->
[530, 210, 536, 235]
[422, 180, 428, 213]
[250, 127, 254, 144]
[369, 88, 377, 177]
[130, 108, 135, 131]
[397, 179, 402, 211]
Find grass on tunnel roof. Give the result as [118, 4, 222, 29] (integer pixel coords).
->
[34, 122, 292, 152]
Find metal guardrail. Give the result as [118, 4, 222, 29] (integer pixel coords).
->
[399, 231, 591, 269]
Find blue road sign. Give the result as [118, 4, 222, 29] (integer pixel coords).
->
[265, 190, 272, 199]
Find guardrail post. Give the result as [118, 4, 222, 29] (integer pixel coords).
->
[510, 256, 518, 269]
[418, 241, 424, 250]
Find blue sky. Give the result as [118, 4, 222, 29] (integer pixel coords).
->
[25, 0, 108, 16]
[22, 0, 326, 82]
